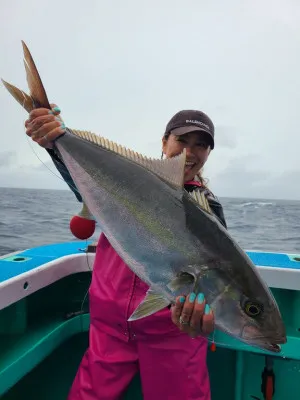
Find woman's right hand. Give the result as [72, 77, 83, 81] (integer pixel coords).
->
[25, 103, 66, 149]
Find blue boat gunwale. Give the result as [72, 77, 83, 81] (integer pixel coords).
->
[1, 241, 300, 398]
[1, 241, 300, 312]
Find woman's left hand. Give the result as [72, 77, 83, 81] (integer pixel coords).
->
[171, 293, 214, 338]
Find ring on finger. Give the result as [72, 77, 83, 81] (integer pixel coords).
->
[179, 315, 190, 325]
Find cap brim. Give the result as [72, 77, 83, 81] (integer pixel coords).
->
[170, 126, 214, 149]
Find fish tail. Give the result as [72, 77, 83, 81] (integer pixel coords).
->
[21, 40, 51, 109]
[1, 79, 34, 113]
[1, 40, 51, 113]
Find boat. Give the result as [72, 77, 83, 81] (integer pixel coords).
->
[1, 241, 300, 400]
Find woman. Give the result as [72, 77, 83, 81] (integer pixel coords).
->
[25, 107, 227, 400]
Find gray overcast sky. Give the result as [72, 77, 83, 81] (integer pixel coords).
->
[1, 0, 300, 199]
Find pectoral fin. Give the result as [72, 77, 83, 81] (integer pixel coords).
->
[128, 289, 170, 321]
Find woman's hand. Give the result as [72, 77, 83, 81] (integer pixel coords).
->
[25, 103, 66, 149]
[171, 293, 214, 338]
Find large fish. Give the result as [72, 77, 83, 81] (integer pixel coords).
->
[2, 41, 286, 353]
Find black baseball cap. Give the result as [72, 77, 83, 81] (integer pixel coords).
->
[164, 110, 215, 149]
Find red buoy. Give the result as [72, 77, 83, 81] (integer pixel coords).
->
[69, 203, 96, 240]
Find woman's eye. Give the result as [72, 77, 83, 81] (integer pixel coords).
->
[176, 138, 208, 148]
[197, 142, 208, 148]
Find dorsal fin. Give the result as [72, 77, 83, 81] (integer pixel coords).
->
[70, 129, 186, 188]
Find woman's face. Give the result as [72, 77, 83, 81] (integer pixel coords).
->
[162, 131, 212, 182]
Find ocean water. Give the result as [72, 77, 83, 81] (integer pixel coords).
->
[0, 187, 299, 257]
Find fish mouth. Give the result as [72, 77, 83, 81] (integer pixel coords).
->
[241, 333, 286, 353]
[241, 323, 286, 353]
[268, 343, 282, 353]
[260, 342, 283, 353]
[246, 338, 286, 353]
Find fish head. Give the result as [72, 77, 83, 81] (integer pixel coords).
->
[211, 267, 287, 353]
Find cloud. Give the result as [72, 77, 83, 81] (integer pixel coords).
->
[32, 159, 59, 172]
[0, 0, 300, 200]
[208, 155, 300, 200]
[214, 125, 238, 149]
[0, 151, 16, 167]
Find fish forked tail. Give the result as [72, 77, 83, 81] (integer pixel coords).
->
[1, 41, 98, 240]
[1, 40, 51, 113]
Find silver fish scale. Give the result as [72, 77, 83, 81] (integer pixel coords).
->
[49, 134, 288, 350]
[56, 135, 213, 294]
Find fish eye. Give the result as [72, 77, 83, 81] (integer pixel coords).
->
[243, 300, 263, 317]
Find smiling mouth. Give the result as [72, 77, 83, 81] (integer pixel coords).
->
[185, 161, 196, 169]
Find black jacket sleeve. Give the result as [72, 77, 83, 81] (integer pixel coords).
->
[46, 148, 83, 203]
[206, 192, 227, 229]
